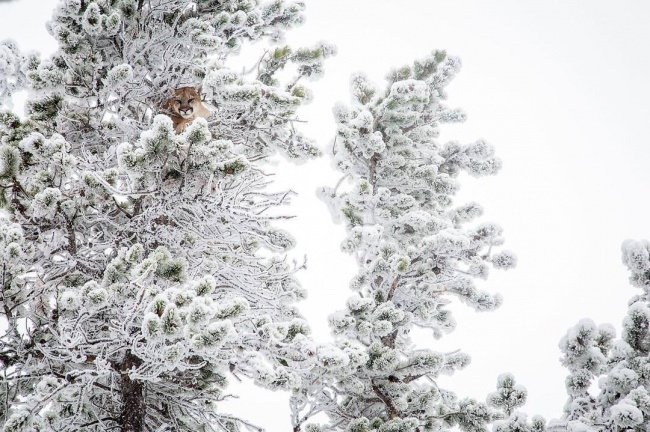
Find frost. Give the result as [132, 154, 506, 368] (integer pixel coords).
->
[487, 373, 527, 416]
[556, 239, 650, 430]
[266, 228, 296, 250]
[0, 0, 330, 430]
[316, 345, 349, 369]
[491, 250, 517, 269]
[610, 402, 643, 427]
[105, 63, 133, 86]
[31, 188, 61, 219]
[81, 3, 103, 36]
[294, 50, 518, 432]
[0, 40, 30, 107]
[622, 239, 650, 272]
[0, 145, 20, 178]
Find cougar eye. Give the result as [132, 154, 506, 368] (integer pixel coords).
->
[174, 99, 182, 104]
[188, 98, 195, 103]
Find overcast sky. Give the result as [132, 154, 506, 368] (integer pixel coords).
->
[2, 0, 650, 429]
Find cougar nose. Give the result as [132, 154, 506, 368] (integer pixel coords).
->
[180, 107, 193, 115]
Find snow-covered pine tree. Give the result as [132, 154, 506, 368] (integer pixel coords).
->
[0, 1, 333, 431]
[0, 39, 35, 110]
[290, 52, 538, 432]
[550, 239, 650, 432]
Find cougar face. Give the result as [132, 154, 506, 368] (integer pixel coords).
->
[169, 87, 201, 119]
[162, 86, 211, 133]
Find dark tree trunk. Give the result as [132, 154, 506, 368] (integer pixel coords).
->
[120, 351, 145, 432]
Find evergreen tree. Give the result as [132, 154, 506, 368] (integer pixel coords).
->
[289, 53, 538, 432]
[0, 0, 332, 431]
[0, 39, 34, 109]
[550, 239, 650, 432]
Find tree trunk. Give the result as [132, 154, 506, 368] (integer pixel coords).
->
[120, 351, 145, 432]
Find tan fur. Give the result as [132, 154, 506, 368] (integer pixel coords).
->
[162, 87, 211, 133]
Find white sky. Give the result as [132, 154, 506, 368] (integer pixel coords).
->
[2, 0, 650, 429]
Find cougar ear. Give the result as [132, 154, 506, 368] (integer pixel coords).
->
[161, 94, 172, 111]
[196, 84, 206, 101]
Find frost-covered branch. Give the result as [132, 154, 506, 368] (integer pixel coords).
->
[0, 0, 332, 431]
[548, 239, 650, 432]
[291, 52, 538, 432]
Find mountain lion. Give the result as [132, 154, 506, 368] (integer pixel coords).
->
[162, 86, 211, 133]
